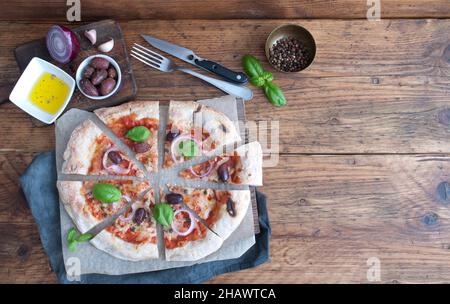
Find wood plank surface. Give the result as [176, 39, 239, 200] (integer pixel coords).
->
[1, 20, 450, 153]
[4, 153, 450, 283]
[0, 0, 449, 21]
[1, 18, 450, 283]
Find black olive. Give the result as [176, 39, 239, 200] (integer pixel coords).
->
[133, 208, 148, 225]
[108, 151, 122, 164]
[166, 192, 183, 205]
[226, 198, 236, 217]
[217, 162, 230, 182]
[166, 130, 180, 141]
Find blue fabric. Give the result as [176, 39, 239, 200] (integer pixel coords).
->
[19, 151, 271, 284]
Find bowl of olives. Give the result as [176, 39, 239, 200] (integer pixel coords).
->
[76, 54, 121, 100]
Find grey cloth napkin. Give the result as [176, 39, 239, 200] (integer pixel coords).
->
[19, 151, 271, 284]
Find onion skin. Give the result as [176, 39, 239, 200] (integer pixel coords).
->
[46, 25, 80, 64]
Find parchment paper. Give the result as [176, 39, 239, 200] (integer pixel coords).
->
[56, 95, 255, 275]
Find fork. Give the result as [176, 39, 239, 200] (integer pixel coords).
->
[131, 43, 253, 101]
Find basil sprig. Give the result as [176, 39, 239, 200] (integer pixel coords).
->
[67, 227, 93, 252]
[126, 126, 151, 142]
[92, 183, 122, 204]
[153, 203, 174, 227]
[242, 54, 286, 107]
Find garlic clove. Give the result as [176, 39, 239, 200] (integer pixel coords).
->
[84, 29, 97, 45]
[98, 38, 114, 53]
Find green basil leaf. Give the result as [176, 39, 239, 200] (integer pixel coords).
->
[92, 183, 122, 204]
[126, 126, 151, 142]
[68, 240, 78, 252]
[264, 82, 287, 107]
[153, 203, 174, 227]
[77, 233, 93, 242]
[178, 140, 199, 158]
[262, 71, 274, 82]
[250, 76, 266, 87]
[66, 227, 78, 243]
[242, 55, 264, 78]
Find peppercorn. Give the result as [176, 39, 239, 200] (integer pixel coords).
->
[269, 37, 310, 72]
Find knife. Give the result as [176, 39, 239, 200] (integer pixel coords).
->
[141, 34, 248, 84]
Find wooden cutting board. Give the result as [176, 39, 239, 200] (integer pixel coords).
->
[13, 19, 137, 126]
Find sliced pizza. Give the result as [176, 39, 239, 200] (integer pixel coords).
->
[62, 120, 144, 177]
[57, 180, 150, 233]
[92, 188, 159, 261]
[179, 141, 263, 186]
[159, 186, 250, 261]
[164, 101, 241, 168]
[159, 190, 222, 261]
[95, 101, 159, 172]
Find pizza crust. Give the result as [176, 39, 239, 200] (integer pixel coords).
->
[94, 100, 159, 123]
[91, 230, 159, 261]
[62, 120, 103, 175]
[57, 180, 99, 233]
[165, 228, 223, 261]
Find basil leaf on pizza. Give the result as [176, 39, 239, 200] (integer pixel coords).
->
[126, 126, 151, 142]
[177, 140, 199, 158]
[92, 183, 122, 203]
[153, 203, 174, 227]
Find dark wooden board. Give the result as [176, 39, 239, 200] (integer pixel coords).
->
[14, 19, 137, 126]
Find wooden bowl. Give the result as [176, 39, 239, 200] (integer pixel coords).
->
[265, 24, 316, 72]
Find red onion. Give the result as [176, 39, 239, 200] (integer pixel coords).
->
[170, 135, 202, 163]
[189, 161, 215, 178]
[171, 209, 195, 236]
[102, 147, 131, 175]
[46, 25, 80, 64]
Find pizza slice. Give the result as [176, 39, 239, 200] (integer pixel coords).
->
[160, 186, 250, 261]
[95, 101, 159, 172]
[159, 189, 223, 261]
[166, 186, 250, 241]
[62, 120, 144, 177]
[163, 101, 241, 168]
[179, 141, 263, 186]
[92, 188, 159, 261]
[57, 180, 150, 233]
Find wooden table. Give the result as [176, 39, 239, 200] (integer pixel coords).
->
[1, 1, 450, 283]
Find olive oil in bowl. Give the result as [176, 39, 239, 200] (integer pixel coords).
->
[29, 72, 70, 115]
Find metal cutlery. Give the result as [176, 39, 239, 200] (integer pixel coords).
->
[141, 34, 248, 84]
[131, 43, 253, 101]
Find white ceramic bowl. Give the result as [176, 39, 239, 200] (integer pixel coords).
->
[9, 57, 75, 124]
[76, 54, 122, 100]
